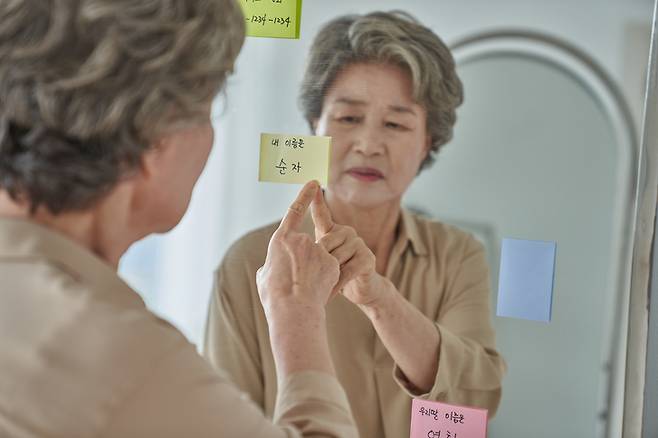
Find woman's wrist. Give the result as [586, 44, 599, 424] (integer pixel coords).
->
[264, 296, 327, 324]
[266, 298, 328, 350]
[268, 304, 335, 378]
[359, 275, 396, 321]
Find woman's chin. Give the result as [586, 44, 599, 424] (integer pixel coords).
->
[331, 187, 395, 209]
[148, 204, 188, 234]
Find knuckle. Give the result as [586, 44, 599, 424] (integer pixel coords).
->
[272, 230, 287, 242]
[288, 201, 304, 215]
[325, 251, 339, 265]
[298, 234, 313, 245]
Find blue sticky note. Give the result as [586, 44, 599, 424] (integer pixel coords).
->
[496, 238, 556, 322]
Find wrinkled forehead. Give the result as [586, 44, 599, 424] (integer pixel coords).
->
[323, 63, 423, 115]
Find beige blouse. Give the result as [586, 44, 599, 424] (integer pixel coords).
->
[204, 209, 507, 438]
[0, 217, 357, 438]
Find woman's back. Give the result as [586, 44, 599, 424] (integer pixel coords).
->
[0, 217, 356, 438]
[0, 218, 176, 436]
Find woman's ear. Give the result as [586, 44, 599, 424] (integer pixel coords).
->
[138, 144, 159, 181]
[311, 119, 319, 134]
[137, 138, 169, 181]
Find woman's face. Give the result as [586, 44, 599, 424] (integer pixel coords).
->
[314, 62, 430, 209]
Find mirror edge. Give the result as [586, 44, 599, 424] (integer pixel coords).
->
[626, 0, 658, 437]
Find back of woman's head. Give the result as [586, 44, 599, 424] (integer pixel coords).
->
[0, 0, 245, 214]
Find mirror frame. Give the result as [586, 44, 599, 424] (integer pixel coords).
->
[638, 1, 658, 438]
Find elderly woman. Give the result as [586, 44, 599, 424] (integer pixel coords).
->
[0, 1, 358, 437]
[205, 10, 507, 438]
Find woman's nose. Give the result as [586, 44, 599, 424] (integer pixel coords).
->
[353, 124, 385, 156]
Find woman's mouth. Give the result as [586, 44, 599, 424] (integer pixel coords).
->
[347, 167, 384, 182]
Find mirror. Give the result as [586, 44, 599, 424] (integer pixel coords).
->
[119, 0, 655, 436]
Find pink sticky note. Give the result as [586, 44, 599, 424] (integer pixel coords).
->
[410, 399, 488, 438]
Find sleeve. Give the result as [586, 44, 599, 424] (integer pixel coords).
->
[102, 339, 358, 438]
[203, 254, 266, 408]
[392, 235, 507, 417]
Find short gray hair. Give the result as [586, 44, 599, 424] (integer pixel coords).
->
[299, 11, 463, 171]
[0, 0, 245, 214]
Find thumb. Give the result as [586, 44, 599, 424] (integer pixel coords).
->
[310, 187, 334, 240]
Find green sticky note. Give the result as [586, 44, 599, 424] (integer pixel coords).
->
[258, 133, 331, 186]
[239, 0, 302, 39]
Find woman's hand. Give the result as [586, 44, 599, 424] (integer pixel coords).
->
[257, 181, 342, 378]
[257, 181, 340, 320]
[310, 189, 389, 307]
[309, 189, 441, 393]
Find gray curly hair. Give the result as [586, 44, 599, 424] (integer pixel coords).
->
[0, 0, 245, 214]
[299, 11, 463, 172]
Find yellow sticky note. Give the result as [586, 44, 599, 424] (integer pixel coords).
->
[239, 0, 302, 39]
[258, 133, 331, 186]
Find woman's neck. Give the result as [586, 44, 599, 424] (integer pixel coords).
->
[324, 191, 401, 275]
[0, 189, 134, 269]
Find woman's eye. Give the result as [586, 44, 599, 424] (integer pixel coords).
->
[385, 121, 408, 130]
[338, 116, 360, 124]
